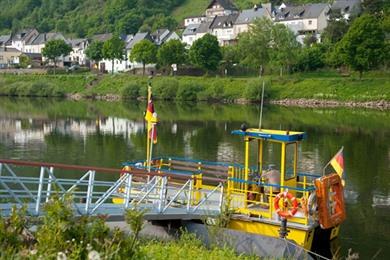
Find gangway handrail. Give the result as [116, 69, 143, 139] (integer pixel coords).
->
[228, 177, 316, 192]
[0, 159, 226, 183]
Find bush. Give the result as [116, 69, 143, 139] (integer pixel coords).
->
[121, 83, 141, 99]
[28, 81, 56, 97]
[243, 80, 267, 102]
[153, 78, 179, 100]
[176, 82, 204, 101]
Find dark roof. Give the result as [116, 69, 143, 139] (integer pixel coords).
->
[207, 0, 238, 11]
[183, 24, 201, 36]
[331, 0, 361, 12]
[92, 33, 113, 42]
[0, 35, 11, 46]
[210, 14, 238, 29]
[235, 8, 268, 24]
[197, 21, 213, 33]
[11, 29, 36, 41]
[68, 38, 88, 47]
[275, 3, 329, 21]
[30, 33, 65, 45]
[126, 32, 153, 49]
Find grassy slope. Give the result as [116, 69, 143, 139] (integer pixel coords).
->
[0, 73, 389, 102]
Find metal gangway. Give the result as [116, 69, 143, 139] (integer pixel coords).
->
[0, 159, 225, 220]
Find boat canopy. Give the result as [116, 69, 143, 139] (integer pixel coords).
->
[231, 128, 306, 142]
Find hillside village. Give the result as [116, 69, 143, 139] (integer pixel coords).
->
[0, 0, 365, 74]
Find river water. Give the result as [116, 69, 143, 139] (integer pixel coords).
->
[0, 97, 389, 258]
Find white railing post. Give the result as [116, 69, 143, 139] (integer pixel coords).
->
[0, 163, 2, 176]
[158, 177, 167, 213]
[35, 167, 45, 215]
[85, 170, 95, 214]
[124, 174, 132, 209]
[46, 167, 54, 202]
[187, 179, 193, 213]
[219, 183, 224, 213]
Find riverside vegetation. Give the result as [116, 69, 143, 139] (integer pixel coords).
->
[0, 72, 389, 105]
[0, 192, 253, 259]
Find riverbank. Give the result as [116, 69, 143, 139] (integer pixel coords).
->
[0, 72, 389, 108]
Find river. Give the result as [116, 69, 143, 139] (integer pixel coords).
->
[0, 97, 389, 258]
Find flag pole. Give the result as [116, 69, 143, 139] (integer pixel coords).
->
[146, 85, 152, 171]
[148, 123, 155, 173]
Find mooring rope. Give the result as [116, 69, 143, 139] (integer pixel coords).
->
[282, 238, 332, 260]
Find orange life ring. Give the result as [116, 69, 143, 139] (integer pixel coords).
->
[274, 191, 299, 218]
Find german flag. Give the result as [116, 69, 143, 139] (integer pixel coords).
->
[149, 123, 157, 144]
[330, 147, 344, 178]
[144, 98, 154, 122]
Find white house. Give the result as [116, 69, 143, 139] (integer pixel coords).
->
[24, 32, 66, 54]
[205, 0, 238, 18]
[10, 29, 39, 52]
[233, 5, 272, 37]
[274, 3, 330, 43]
[210, 14, 238, 46]
[68, 38, 89, 66]
[0, 47, 21, 68]
[151, 29, 180, 46]
[184, 16, 207, 27]
[330, 0, 361, 21]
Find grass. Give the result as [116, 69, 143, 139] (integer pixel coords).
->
[0, 72, 389, 102]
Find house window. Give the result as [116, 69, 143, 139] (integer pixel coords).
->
[308, 20, 312, 25]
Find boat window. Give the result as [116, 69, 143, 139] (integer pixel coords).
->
[285, 142, 297, 180]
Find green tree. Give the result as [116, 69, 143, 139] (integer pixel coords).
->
[42, 39, 72, 73]
[157, 39, 186, 74]
[19, 54, 31, 69]
[102, 34, 125, 74]
[221, 45, 239, 75]
[335, 14, 385, 78]
[323, 11, 350, 43]
[189, 34, 222, 73]
[130, 39, 157, 75]
[117, 12, 142, 35]
[269, 23, 300, 76]
[296, 44, 326, 72]
[236, 17, 273, 75]
[85, 41, 104, 71]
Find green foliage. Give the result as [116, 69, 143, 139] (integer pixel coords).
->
[335, 14, 386, 77]
[157, 39, 187, 68]
[121, 83, 141, 99]
[130, 40, 157, 74]
[296, 44, 326, 72]
[237, 17, 273, 71]
[269, 23, 300, 75]
[189, 34, 222, 72]
[243, 80, 267, 101]
[0, 0, 185, 37]
[19, 54, 31, 69]
[42, 39, 72, 67]
[153, 78, 179, 100]
[85, 41, 104, 63]
[238, 18, 300, 76]
[103, 34, 125, 74]
[103, 34, 125, 61]
[176, 82, 204, 101]
[322, 14, 350, 43]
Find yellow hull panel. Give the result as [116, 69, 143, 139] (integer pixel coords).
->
[228, 219, 315, 250]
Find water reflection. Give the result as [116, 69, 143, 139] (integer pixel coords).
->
[0, 97, 389, 258]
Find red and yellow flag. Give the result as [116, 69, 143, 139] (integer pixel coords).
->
[330, 147, 344, 178]
[149, 123, 157, 144]
[144, 98, 154, 122]
[145, 96, 158, 144]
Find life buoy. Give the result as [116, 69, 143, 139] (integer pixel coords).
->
[315, 173, 346, 229]
[274, 191, 299, 218]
